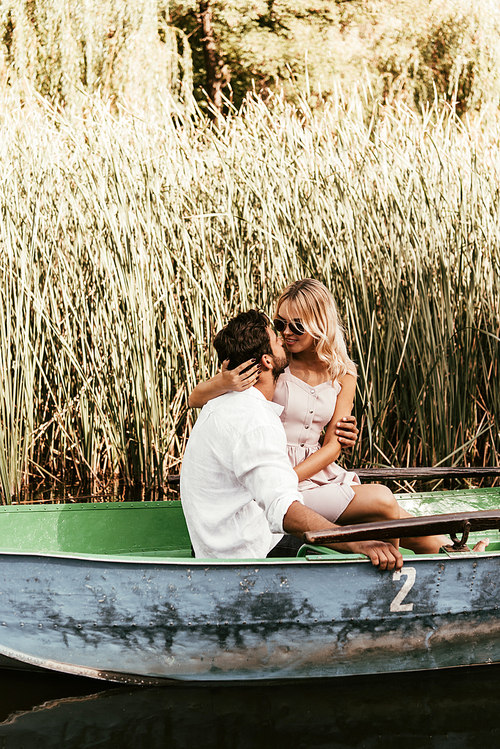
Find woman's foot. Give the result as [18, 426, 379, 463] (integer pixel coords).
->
[472, 538, 490, 552]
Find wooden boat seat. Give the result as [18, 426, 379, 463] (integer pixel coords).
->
[165, 466, 500, 486]
[304, 508, 500, 549]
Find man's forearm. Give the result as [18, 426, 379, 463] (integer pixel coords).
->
[283, 500, 338, 537]
[283, 501, 355, 553]
[283, 501, 403, 570]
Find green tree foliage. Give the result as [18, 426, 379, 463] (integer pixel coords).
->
[372, 0, 500, 114]
[171, 0, 343, 107]
[0, 0, 192, 109]
[1, 1, 500, 115]
[172, 0, 500, 114]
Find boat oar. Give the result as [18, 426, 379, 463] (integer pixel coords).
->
[303, 509, 500, 551]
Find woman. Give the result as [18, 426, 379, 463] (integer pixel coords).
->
[190, 279, 486, 554]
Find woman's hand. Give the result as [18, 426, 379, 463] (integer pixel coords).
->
[188, 358, 261, 407]
[220, 359, 260, 391]
[335, 415, 359, 449]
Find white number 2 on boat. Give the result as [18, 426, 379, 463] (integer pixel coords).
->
[390, 567, 416, 612]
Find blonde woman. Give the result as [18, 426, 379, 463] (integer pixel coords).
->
[189, 279, 485, 554]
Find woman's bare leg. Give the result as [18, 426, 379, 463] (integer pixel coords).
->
[337, 484, 401, 548]
[337, 484, 401, 523]
[333, 485, 490, 555]
[398, 507, 448, 554]
[397, 509, 489, 553]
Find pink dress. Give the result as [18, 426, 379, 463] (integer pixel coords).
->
[273, 367, 360, 522]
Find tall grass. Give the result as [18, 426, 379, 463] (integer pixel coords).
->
[0, 88, 498, 502]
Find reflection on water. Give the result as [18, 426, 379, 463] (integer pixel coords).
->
[0, 665, 499, 749]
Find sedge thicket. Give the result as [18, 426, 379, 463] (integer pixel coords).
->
[0, 0, 500, 502]
[0, 87, 498, 502]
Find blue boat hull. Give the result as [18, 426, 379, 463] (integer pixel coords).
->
[0, 550, 499, 682]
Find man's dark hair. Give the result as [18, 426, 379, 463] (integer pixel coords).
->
[213, 310, 273, 370]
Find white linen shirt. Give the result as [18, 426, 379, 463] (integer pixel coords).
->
[180, 387, 304, 559]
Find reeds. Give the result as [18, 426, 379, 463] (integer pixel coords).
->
[0, 88, 498, 502]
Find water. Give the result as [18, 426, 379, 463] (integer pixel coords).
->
[0, 665, 499, 748]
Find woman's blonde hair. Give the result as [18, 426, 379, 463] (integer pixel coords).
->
[275, 279, 357, 381]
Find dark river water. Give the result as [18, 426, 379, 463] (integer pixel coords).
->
[0, 665, 499, 749]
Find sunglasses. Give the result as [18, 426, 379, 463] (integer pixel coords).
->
[273, 317, 305, 336]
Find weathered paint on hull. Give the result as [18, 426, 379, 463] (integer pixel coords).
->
[0, 551, 499, 682]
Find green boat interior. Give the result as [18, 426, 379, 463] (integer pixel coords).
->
[0, 487, 499, 562]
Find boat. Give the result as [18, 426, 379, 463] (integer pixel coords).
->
[0, 475, 500, 684]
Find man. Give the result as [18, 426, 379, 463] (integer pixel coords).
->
[181, 310, 402, 570]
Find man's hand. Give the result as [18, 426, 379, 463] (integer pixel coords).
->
[335, 415, 358, 449]
[283, 501, 403, 572]
[220, 358, 260, 391]
[347, 540, 403, 571]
